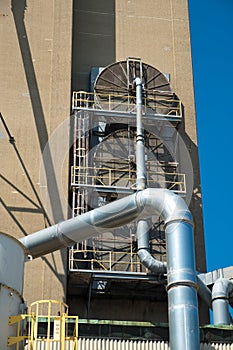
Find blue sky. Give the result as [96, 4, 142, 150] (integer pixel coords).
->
[188, 0, 233, 272]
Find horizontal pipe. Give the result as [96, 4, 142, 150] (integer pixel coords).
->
[20, 188, 191, 258]
[20, 192, 141, 258]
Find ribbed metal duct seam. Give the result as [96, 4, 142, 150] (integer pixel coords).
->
[78, 339, 233, 350]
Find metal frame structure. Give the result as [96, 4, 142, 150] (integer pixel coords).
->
[70, 164, 186, 194]
[69, 58, 185, 300]
[72, 91, 182, 119]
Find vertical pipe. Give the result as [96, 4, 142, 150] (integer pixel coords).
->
[134, 77, 166, 274]
[137, 219, 167, 273]
[133, 74, 200, 348]
[212, 278, 233, 325]
[135, 77, 146, 190]
[166, 220, 199, 350]
[196, 276, 212, 309]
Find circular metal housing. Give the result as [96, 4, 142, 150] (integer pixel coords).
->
[94, 59, 174, 114]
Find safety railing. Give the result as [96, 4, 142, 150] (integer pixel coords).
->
[69, 249, 143, 272]
[72, 91, 182, 117]
[70, 165, 186, 194]
[8, 300, 78, 350]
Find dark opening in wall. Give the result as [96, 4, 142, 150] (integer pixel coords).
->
[71, 0, 116, 91]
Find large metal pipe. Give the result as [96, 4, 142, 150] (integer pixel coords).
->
[20, 192, 140, 258]
[212, 278, 233, 325]
[136, 218, 211, 304]
[137, 220, 211, 303]
[134, 77, 167, 274]
[20, 188, 199, 350]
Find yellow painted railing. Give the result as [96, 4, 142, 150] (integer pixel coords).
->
[8, 300, 78, 350]
[71, 165, 186, 194]
[72, 91, 182, 116]
[69, 249, 157, 272]
[8, 314, 29, 349]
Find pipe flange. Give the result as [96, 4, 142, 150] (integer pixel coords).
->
[211, 296, 229, 302]
[164, 217, 193, 228]
[166, 280, 198, 292]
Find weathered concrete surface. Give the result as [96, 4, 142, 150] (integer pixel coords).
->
[0, 0, 73, 304]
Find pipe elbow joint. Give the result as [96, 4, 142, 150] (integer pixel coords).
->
[212, 278, 233, 301]
[136, 188, 193, 225]
[138, 249, 167, 274]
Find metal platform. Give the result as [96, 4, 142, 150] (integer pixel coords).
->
[68, 269, 167, 301]
[72, 91, 182, 123]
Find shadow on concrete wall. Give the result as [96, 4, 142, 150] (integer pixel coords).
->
[0, 112, 66, 294]
[7, 0, 67, 292]
[11, 0, 64, 224]
[0, 113, 51, 229]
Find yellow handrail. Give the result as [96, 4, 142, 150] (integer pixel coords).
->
[8, 300, 79, 349]
[69, 249, 154, 272]
[71, 165, 186, 193]
[72, 90, 182, 116]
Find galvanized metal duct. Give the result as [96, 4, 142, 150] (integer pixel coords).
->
[212, 278, 233, 325]
[137, 219, 167, 274]
[136, 217, 211, 304]
[133, 76, 207, 344]
[137, 219, 211, 303]
[20, 188, 199, 350]
[135, 77, 146, 191]
[134, 77, 167, 275]
[197, 275, 212, 308]
[134, 78, 211, 311]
